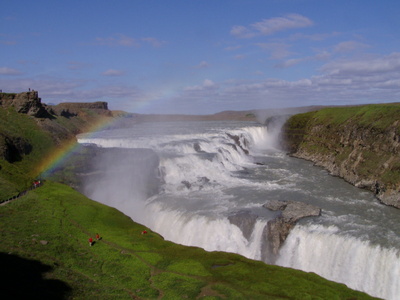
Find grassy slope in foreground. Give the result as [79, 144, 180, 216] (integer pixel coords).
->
[0, 181, 377, 299]
[0, 108, 54, 198]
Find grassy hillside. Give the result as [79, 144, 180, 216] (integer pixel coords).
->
[0, 108, 55, 198]
[0, 103, 114, 201]
[0, 181, 377, 299]
[283, 103, 400, 151]
[0, 100, 379, 299]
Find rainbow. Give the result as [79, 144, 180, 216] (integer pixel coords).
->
[36, 116, 119, 178]
[36, 85, 182, 178]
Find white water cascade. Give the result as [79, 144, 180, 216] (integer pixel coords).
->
[78, 120, 400, 300]
[277, 225, 400, 299]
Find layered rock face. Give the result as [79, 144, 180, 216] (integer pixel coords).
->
[262, 200, 320, 263]
[0, 91, 110, 118]
[51, 102, 111, 117]
[0, 91, 49, 118]
[280, 106, 400, 208]
[228, 201, 320, 263]
[0, 91, 112, 150]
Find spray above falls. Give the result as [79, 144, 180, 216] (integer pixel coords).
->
[77, 120, 400, 300]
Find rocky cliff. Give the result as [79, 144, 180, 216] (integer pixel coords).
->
[228, 201, 320, 263]
[0, 91, 50, 118]
[0, 91, 116, 198]
[50, 101, 110, 118]
[280, 104, 400, 208]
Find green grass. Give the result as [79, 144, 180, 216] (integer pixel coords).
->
[0, 108, 55, 198]
[0, 103, 383, 299]
[0, 181, 378, 299]
[311, 104, 400, 131]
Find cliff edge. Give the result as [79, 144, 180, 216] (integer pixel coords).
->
[280, 104, 400, 208]
[0, 91, 115, 198]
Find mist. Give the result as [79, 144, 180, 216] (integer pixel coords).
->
[82, 148, 161, 224]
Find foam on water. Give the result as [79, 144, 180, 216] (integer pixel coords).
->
[78, 120, 400, 300]
[277, 225, 400, 300]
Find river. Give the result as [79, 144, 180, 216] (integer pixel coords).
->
[77, 120, 400, 300]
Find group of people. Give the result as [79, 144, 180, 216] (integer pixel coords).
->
[32, 180, 41, 188]
[88, 233, 101, 246]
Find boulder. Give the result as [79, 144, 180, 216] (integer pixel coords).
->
[227, 133, 249, 154]
[262, 200, 321, 263]
[228, 201, 320, 264]
[263, 200, 321, 223]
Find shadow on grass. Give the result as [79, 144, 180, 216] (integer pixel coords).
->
[0, 252, 72, 299]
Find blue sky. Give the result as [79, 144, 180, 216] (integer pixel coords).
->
[1, 0, 399, 114]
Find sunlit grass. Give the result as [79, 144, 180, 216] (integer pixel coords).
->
[0, 181, 378, 299]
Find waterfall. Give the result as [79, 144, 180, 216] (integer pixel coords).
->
[77, 121, 400, 300]
[276, 225, 400, 300]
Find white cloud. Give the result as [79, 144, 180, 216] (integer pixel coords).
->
[224, 45, 242, 51]
[252, 14, 313, 35]
[333, 41, 370, 53]
[141, 37, 167, 47]
[255, 42, 292, 59]
[275, 51, 331, 69]
[288, 31, 340, 42]
[231, 14, 313, 38]
[193, 61, 209, 69]
[230, 25, 255, 38]
[162, 52, 400, 113]
[68, 61, 91, 70]
[233, 54, 246, 60]
[0, 67, 22, 75]
[95, 34, 140, 47]
[3, 50, 400, 114]
[0, 75, 146, 110]
[275, 58, 305, 68]
[321, 52, 400, 76]
[94, 34, 166, 48]
[184, 79, 219, 91]
[101, 69, 125, 76]
[0, 33, 17, 45]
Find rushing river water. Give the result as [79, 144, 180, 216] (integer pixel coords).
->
[78, 120, 400, 300]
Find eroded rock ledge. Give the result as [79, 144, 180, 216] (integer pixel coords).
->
[262, 200, 320, 263]
[228, 200, 320, 263]
[280, 107, 400, 209]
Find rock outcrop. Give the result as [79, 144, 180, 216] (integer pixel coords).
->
[0, 91, 50, 118]
[227, 133, 249, 155]
[262, 200, 320, 262]
[280, 105, 400, 208]
[228, 200, 321, 263]
[0, 91, 114, 144]
[0, 91, 111, 119]
[0, 135, 32, 163]
[51, 102, 111, 118]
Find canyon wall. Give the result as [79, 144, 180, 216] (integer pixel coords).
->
[279, 104, 400, 208]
